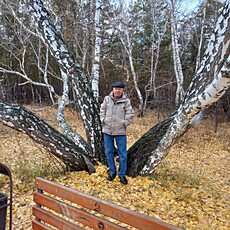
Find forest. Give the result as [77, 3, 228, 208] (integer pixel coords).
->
[0, 0, 229, 229]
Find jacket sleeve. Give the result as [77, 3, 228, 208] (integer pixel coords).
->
[100, 96, 108, 124]
[124, 99, 135, 127]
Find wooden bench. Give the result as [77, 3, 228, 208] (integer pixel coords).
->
[32, 177, 181, 230]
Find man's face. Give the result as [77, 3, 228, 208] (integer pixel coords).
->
[113, 87, 124, 99]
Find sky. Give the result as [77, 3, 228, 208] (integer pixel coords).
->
[121, 0, 205, 16]
[178, 0, 205, 15]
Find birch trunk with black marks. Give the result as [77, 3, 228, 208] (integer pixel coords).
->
[144, 1, 168, 112]
[118, 2, 144, 116]
[120, 30, 144, 116]
[91, 0, 102, 102]
[29, 0, 106, 163]
[169, 0, 185, 105]
[0, 101, 96, 173]
[56, 69, 91, 155]
[127, 0, 230, 176]
[195, 8, 206, 72]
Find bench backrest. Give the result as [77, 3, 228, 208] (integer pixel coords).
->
[32, 177, 180, 230]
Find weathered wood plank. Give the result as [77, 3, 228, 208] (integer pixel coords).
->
[34, 192, 125, 230]
[32, 206, 84, 230]
[35, 177, 180, 230]
[32, 219, 50, 230]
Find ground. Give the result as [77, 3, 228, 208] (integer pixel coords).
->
[0, 105, 229, 229]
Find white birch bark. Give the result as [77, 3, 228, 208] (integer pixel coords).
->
[195, 8, 206, 72]
[144, 1, 168, 111]
[0, 101, 96, 173]
[169, 0, 185, 105]
[118, 2, 144, 115]
[30, 0, 105, 161]
[144, 1, 157, 112]
[56, 69, 90, 154]
[120, 31, 144, 115]
[75, 0, 89, 69]
[39, 43, 55, 104]
[91, 0, 101, 101]
[140, 0, 230, 175]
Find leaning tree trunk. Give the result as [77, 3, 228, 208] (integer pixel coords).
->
[0, 101, 96, 173]
[127, 0, 230, 177]
[30, 0, 106, 163]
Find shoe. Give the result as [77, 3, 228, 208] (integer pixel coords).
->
[119, 176, 128, 185]
[107, 173, 116, 181]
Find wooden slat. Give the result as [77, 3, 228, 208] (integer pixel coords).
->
[32, 206, 84, 230]
[34, 192, 125, 230]
[32, 219, 50, 230]
[35, 177, 180, 230]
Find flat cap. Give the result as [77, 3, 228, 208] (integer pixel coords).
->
[112, 82, 125, 88]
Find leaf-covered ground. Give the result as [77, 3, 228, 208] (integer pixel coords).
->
[0, 105, 229, 229]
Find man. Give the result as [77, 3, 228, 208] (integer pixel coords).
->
[100, 82, 135, 185]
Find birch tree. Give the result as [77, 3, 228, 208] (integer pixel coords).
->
[0, 0, 58, 103]
[91, 0, 102, 101]
[195, 8, 206, 72]
[73, 0, 89, 69]
[28, 0, 105, 162]
[168, 0, 185, 105]
[117, 2, 144, 116]
[143, 0, 169, 111]
[127, 0, 230, 176]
